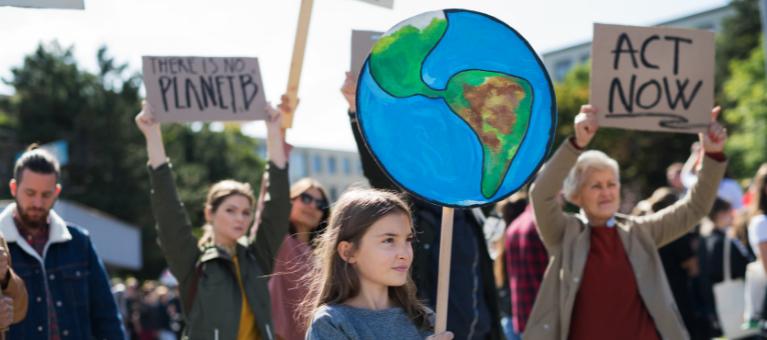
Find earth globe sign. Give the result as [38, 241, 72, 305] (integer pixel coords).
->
[356, 9, 557, 207]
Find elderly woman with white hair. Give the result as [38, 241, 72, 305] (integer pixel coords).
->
[523, 105, 728, 340]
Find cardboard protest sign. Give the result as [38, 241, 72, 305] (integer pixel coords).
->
[142, 56, 267, 123]
[590, 23, 714, 133]
[0, 0, 83, 9]
[351, 30, 382, 76]
[353, 0, 393, 9]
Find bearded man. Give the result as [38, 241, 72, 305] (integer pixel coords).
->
[0, 145, 124, 339]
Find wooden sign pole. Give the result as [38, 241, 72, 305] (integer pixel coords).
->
[284, 0, 314, 130]
[434, 207, 454, 333]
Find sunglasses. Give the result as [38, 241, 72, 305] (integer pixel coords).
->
[298, 192, 328, 211]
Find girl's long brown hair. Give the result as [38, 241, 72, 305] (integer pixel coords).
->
[299, 188, 431, 330]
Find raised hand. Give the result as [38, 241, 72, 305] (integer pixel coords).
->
[277, 93, 298, 117]
[699, 106, 727, 154]
[341, 71, 358, 113]
[134, 101, 167, 168]
[134, 101, 161, 141]
[265, 101, 284, 138]
[264, 95, 290, 168]
[573, 104, 599, 148]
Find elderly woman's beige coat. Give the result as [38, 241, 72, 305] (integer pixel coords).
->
[523, 141, 726, 340]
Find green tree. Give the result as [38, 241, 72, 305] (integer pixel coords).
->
[2, 42, 267, 279]
[716, 0, 762, 104]
[0, 96, 13, 127]
[723, 40, 767, 177]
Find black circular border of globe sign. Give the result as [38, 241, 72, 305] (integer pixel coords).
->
[355, 8, 558, 208]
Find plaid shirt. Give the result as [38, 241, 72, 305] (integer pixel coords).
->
[505, 205, 548, 333]
[13, 215, 61, 340]
[13, 216, 49, 256]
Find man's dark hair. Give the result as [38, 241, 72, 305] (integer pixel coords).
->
[14, 144, 61, 183]
[708, 197, 732, 221]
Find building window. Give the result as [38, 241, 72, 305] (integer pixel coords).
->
[328, 156, 337, 175]
[256, 144, 267, 159]
[289, 153, 307, 180]
[554, 59, 573, 81]
[697, 22, 715, 31]
[313, 155, 323, 174]
[343, 158, 352, 175]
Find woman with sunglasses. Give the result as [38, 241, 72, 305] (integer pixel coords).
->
[269, 178, 330, 340]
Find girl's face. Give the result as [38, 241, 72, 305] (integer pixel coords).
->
[290, 187, 326, 232]
[343, 212, 414, 290]
[208, 194, 253, 245]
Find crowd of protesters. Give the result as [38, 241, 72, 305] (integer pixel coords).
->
[111, 277, 183, 340]
[1, 66, 767, 340]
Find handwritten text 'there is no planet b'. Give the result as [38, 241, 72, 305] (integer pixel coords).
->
[145, 57, 264, 115]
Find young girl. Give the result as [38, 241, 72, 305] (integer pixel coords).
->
[135, 98, 289, 340]
[302, 189, 453, 340]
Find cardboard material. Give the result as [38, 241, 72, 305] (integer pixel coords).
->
[590, 23, 714, 133]
[351, 30, 382, 76]
[353, 0, 393, 9]
[0, 0, 83, 9]
[142, 56, 267, 123]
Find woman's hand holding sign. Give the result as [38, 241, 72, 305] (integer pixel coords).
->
[135, 102, 167, 169]
[574, 105, 599, 148]
[700, 106, 727, 153]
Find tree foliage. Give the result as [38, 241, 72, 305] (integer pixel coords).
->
[716, 0, 762, 102]
[723, 39, 767, 177]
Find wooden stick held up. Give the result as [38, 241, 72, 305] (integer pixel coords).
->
[283, 0, 314, 129]
[434, 207, 454, 333]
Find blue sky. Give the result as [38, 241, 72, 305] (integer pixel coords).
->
[0, 0, 728, 150]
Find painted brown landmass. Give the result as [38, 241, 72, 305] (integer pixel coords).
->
[461, 77, 527, 152]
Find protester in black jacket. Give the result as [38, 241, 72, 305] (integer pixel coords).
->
[699, 198, 753, 335]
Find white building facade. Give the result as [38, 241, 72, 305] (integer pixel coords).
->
[256, 141, 368, 202]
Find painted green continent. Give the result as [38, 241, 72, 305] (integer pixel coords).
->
[370, 17, 446, 98]
[369, 17, 532, 198]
